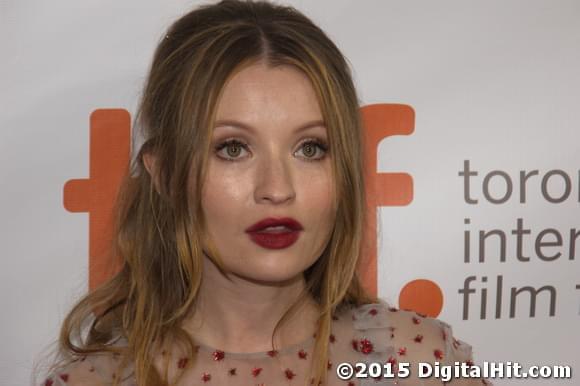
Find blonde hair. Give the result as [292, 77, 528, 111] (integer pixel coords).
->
[49, 1, 377, 385]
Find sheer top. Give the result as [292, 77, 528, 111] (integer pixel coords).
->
[41, 299, 492, 385]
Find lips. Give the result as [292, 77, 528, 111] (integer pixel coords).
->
[245, 217, 303, 233]
[245, 217, 303, 249]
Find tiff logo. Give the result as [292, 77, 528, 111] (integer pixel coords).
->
[64, 105, 448, 316]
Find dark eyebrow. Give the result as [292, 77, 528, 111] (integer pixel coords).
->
[213, 119, 326, 133]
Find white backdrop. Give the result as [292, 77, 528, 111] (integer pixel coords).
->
[1, 1, 578, 385]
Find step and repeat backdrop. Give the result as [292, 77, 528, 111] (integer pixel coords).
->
[1, 1, 578, 385]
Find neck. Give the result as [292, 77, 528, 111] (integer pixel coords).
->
[181, 256, 320, 353]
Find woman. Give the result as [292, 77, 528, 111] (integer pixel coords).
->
[40, 1, 490, 385]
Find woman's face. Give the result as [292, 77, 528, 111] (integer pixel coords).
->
[200, 62, 337, 283]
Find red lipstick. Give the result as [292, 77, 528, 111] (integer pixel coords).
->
[245, 217, 303, 249]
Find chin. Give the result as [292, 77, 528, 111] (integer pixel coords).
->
[232, 265, 307, 285]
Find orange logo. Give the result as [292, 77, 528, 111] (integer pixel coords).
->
[64, 106, 443, 316]
[63, 110, 130, 290]
[360, 104, 443, 317]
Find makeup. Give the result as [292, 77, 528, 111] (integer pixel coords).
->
[245, 217, 303, 249]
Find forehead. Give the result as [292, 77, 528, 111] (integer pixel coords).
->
[214, 62, 324, 131]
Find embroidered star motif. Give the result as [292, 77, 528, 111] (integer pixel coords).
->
[359, 338, 374, 354]
[285, 368, 296, 379]
[386, 355, 398, 372]
[212, 350, 225, 361]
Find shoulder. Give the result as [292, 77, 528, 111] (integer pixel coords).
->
[40, 352, 135, 386]
[351, 299, 492, 385]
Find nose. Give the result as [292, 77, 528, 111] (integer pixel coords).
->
[254, 154, 296, 205]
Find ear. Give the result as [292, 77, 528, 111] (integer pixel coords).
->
[142, 152, 161, 193]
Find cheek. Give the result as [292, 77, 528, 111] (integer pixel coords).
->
[298, 168, 336, 220]
[201, 163, 252, 227]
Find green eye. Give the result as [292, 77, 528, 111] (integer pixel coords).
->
[214, 139, 248, 161]
[295, 139, 328, 161]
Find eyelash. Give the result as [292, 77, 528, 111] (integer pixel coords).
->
[213, 137, 329, 162]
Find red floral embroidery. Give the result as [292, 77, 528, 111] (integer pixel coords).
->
[43, 379, 54, 386]
[229, 368, 237, 376]
[212, 350, 225, 361]
[434, 349, 444, 359]
[466, 360, 474, 367]
[398, 347, 407, 355]
[298, 349, 308, 359]
[351, 339, 359, 351]
[368, 308, 378, 316]
[267, 349, 278, 357]
[386, 355, 398, 372]
[252, 367, 263, 377]
[414, 334, 424, 343]
[201, 372, 211, 382]
[59, 374, 69, 382]
[285, 368, 296, 379]
[359, 338, 374, 354]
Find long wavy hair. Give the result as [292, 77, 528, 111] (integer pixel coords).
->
[46, 1, 377, 385]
